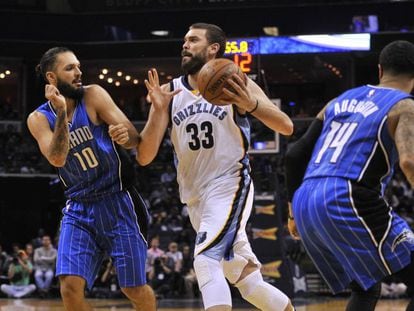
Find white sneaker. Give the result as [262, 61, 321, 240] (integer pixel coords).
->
[389, 282, 407, 298]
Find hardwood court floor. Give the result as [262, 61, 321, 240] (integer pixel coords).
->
[0, 297, 410, 310]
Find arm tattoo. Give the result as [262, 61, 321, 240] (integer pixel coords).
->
[50, 108, 69, 159]
[393, 99, 414, 187]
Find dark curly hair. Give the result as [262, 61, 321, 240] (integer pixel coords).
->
[379, 40, 414, 78]
[36, 46, 73, 82]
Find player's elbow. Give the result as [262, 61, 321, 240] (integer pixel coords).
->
[48, 156, 66, 167]
[399, 155, 414, 181]
[280, 119, 294, 136]
[285, 124, 294, 136]
[136, 158, 150, 167]
[135, 153, 153, 167]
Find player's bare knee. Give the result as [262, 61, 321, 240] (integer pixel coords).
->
[59, 276, 85, 300]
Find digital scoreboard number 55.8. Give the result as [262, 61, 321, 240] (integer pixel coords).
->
[224, 39, 258, 74]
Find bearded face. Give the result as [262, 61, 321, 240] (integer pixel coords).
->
[181, 49, 208, 75]
[57, 78, 84, 100]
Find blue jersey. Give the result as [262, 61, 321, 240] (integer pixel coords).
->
[37, 99, 149, 289]
[304, 85, 412, 194]
[294, 85, 414, 293]
[37, 100, 130, 201]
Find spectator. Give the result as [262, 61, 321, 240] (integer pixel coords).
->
[166, 242, 183, 273]
[0, 250, 36, 298]
[33, 235, 57, 297]
[146, 236, 164, 279]
[165, 242, 184, 297]
[181, 244, 198, 298]
[0, 245, 8, 270]
[91, 257, 121, 299]
[10, 243, 21, 258]
[148, 254, 175, 298]
[0, 245, 10, 283]
[100, 258, 120, 297]
[24, 243, 34, 266]
[31, 228, 45, 249]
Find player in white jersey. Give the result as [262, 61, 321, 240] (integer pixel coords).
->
[137, 23, 294, 311]
[169, 76, 250, 205]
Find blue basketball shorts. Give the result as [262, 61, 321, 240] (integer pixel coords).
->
[292, 177, 414, 294]
[56, 187, 149, 289]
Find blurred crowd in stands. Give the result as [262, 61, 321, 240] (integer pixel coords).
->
[0, 231, 199, 299]
[0, 231, 57, 299]
[0, 98, 19, 121]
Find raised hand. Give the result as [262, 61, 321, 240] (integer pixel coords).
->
[219, 73, 256, 112]
[45, 84, 66, 111]
[144, 68, 181, 111]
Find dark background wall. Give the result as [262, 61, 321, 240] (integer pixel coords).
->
[0, 176, 63, 249]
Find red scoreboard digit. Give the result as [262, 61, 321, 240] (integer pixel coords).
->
[225, 39, 258, 74]
[233, 53, 253, 73]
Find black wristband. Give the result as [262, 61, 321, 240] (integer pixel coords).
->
[247, 99, 259, 114]
[288, 215, 294, 220]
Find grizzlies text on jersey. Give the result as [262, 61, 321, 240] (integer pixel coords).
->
[169, 75, 251, 205]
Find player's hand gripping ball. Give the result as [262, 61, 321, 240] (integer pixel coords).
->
[197, 58, 246, 105]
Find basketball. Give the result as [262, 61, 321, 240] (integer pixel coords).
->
[197, 58, 246, 105]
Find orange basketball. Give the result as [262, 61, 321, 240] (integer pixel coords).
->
[197, 58, 246, 105]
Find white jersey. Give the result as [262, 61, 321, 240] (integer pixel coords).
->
[169, 76, 251, 204]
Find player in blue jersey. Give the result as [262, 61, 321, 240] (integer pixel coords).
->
[27, 47, 156, 311]
[136, 23, 294, 311]
[285, 40, 414, 311]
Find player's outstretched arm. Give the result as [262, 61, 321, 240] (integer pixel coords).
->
[222, 75, 293, 136]
[86, 84, 139, 149]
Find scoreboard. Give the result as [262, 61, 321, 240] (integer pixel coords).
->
[224, 38, 259, 75]
[223, 34, 370, 74]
